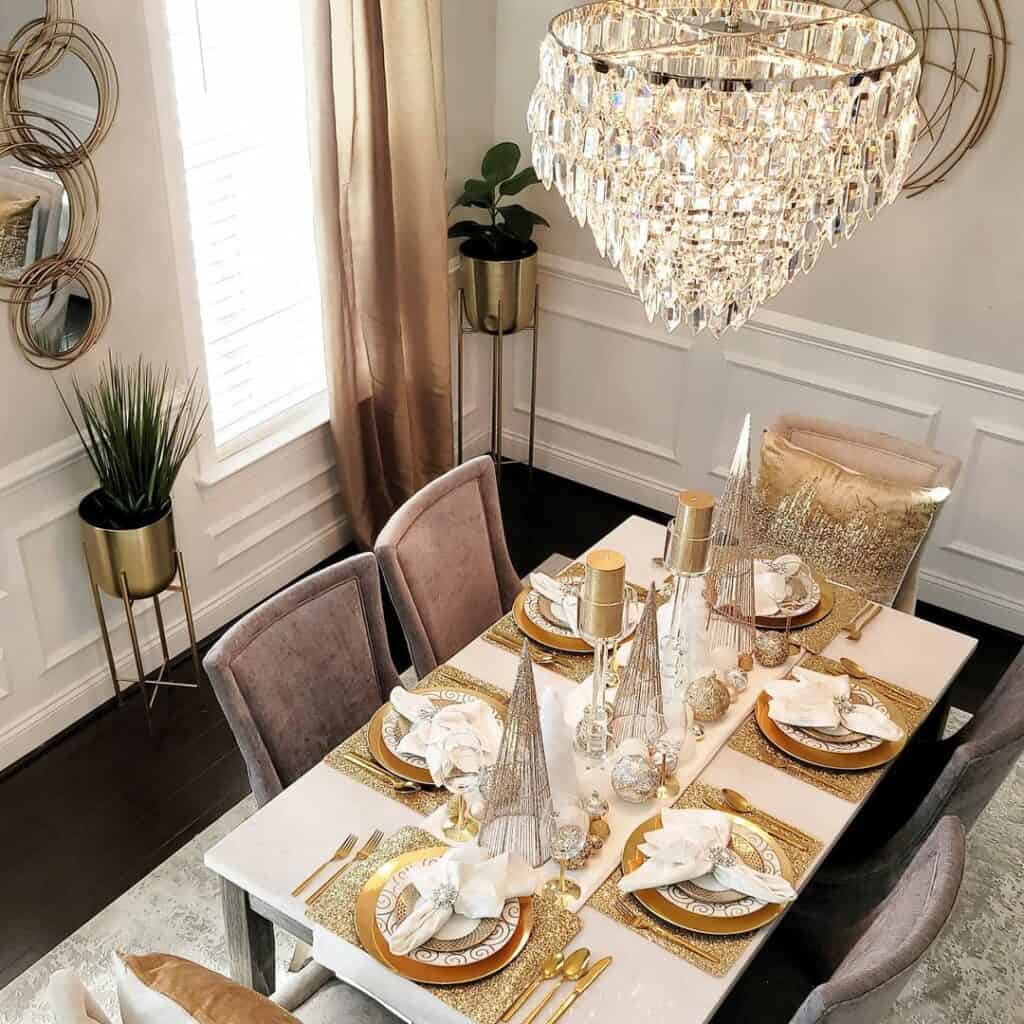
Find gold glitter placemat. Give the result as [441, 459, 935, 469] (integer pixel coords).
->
[307, 826, 582, 1024]
[786, 584, 870, 654]
[727, 654, 933, 802]
[323, 665, 509, 815]
[587, 781, 821, 977]
[483, 562, 666, 683]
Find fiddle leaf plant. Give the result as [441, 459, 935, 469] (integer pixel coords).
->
[448, 141, 549, 257]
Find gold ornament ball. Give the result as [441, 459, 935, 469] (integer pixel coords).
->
[754, 630, 789, 668]
[687, 673, 731, 722]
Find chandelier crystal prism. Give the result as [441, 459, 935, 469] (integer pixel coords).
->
[528, 1, 921, 336]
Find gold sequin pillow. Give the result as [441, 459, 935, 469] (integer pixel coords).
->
[0, 195, 39, 273]
[756, 430, 949, 605]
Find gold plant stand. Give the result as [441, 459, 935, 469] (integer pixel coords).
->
[455, 287, 540, 485]
[84, 546, 202, 734]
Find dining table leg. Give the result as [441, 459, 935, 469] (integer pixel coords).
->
[221, 877, 276, 996]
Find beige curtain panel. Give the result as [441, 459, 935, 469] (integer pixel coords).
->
[303, 0, 453, 548]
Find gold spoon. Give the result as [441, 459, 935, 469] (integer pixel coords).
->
[838, 657, 870, 679]
[720, 788, 813, 850]
[522, 948, 590, 1024]
[500, 950, 565, 1022]
[839, 658, 920, 709]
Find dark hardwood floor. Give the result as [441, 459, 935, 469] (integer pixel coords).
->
[0, 462, 1019, 988]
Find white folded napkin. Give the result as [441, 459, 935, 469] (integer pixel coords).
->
[540, 689, 579, 803]
[753, 555, 805, 616]
[765, 667, 904, 741]
[389, 688, 504, 784]
[618, 809, 796, 903]
[387, 847, 537, 956]
[529, 572, 579, 631]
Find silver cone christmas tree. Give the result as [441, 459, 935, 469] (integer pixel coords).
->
[705, 414, 756, 667]
[479, 641, 553, 867]
[610, 584, 663, 746]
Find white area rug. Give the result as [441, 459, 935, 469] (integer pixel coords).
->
[1, 711, 1020, 1024]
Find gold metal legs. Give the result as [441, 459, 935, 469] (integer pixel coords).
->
[86, 544, 201, 732]
[455, 287, 540, 484]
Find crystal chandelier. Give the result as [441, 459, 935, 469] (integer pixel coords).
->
[528, 2, 921, 336]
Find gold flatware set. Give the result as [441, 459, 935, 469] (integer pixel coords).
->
[305, 829, 384, 905]
[342, 752, 422, 792]
[702, 788, 814, 852]
[500, 947, 612, 1024]
[484, 628, 582, 670]
[842, 601, 881, 641]
[291, 833, 357, 897]
[614, 897, 718, 964]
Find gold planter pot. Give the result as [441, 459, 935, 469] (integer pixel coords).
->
[80, 497, 178, 599]
[460, 241, 537, 335]
[79, 491, 201, 731]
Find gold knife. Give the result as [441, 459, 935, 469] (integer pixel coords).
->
[544, 957, 612, 1024]
[342, 752, 421, 791]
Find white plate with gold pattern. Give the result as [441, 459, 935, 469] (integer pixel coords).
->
[773, 685, 890, 755]
[374, 855, 521, 967]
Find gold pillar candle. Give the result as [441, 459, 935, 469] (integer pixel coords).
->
[666, 490, 715, 576]
[579, 549, 626, 639]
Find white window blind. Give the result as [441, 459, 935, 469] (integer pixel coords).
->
[163, 1, 326, 452]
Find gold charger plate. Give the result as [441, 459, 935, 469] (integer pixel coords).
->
[754, 689, 907, 771]
[355, 847, 535, 984]
[756, 572, 835, 630]
[367, 686, 508, 786]
[620, 812, 794, 936]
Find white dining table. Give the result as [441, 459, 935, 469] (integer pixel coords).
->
[204, 515, 977, 1024]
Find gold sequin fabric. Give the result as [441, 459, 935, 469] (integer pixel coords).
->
[728, 653, 933, 802]
[307, 826, 582, 1024]
[322, 665, 509, 815]
[483, 563, 664, 683]
[786, 583, 869, 654]
[587, 781, 821, 976]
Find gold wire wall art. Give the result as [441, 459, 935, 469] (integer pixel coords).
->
[0, 0, 118, 369]
[841, 0, 1009, 195]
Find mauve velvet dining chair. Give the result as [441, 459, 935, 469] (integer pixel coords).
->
[713, 816, 965, 1024]
[375, 455, 521, 679]
[796, 644, 1024, 948]
[203, 553, 400, 806]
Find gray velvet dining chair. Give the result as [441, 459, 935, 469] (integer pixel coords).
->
[203, 553, 400, 806]
[768, 414, 961, 614]
[375, 455, 522, 679]
[713, 816, 965, 1024]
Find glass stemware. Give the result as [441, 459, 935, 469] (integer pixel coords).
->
[542, 798, 588, 907]
[439, 731, 484, 842]
[645, 697, 686, 799]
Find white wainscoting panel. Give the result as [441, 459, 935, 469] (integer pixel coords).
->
[0, 421, 350, 771]
[474, 251, 1024, 634]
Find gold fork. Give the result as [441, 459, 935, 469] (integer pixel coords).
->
[614, 898, 718, 964]
[291, 833, 357, 897]
[307, 829, 385, 904]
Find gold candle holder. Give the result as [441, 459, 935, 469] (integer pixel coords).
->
[666, 490, 715, 576]
[579, 549, 626, 639]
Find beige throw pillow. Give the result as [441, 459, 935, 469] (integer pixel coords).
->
[0, 194, 39, 272]
[756, 430, 948, 606]
[114, 952, 301, 1024]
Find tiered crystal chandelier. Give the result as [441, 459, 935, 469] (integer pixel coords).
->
[528, 1, 921, 336]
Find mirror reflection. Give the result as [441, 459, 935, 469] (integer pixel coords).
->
[0, 6, 99, 357]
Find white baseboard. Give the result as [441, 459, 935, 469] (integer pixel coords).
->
[0, 514, 351, 771]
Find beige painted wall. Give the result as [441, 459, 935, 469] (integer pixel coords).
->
[491, 0, 1024, 374]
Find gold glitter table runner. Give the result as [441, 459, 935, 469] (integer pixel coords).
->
[727, 653, 933, 802]
[323, 665, 510, 815]
[785, 584, 871, 654]
[483, 562, 666, 683]
[307, 826, 582, 1024]
[587, 781, 821, 977]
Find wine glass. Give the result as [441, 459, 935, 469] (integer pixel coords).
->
[439, 731, 483, 842]
[543, 798, 588, 907]
[645, 698, 684, 800]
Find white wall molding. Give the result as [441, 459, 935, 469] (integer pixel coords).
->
[20, 85, 97, 145]
[471, 251, 1024, 633]
[0, 649, 8, 700]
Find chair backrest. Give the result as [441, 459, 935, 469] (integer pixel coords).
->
[768, 414, 961, 612]
[792, 816, 965, 1024]
[375, 456, 521, 678]
[204, 553, 400, 805]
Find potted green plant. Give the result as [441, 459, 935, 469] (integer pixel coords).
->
[59, 355, 205, 600]
[448, 141, 549, 334]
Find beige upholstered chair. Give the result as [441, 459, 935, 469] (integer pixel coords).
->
[375, 456, 521, 679]
[768, 415, 961, 613]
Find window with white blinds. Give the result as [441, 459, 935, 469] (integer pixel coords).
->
[162, 2, 326, 453]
